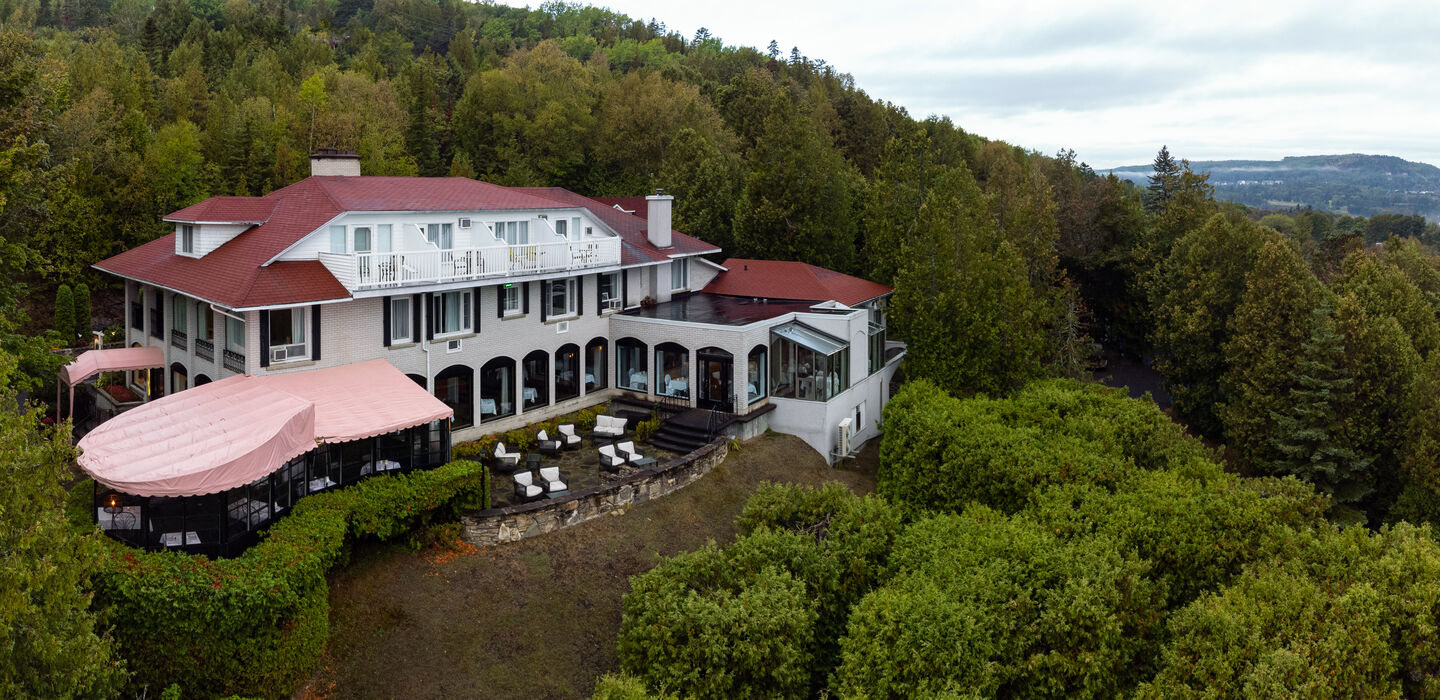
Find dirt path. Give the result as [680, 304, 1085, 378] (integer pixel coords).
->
[308, 433, 878, 699]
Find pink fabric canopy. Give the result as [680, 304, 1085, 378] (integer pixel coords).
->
[77, 359, 452, 497]
[260, 359, 452, 443]
[59, 346, 165, 386]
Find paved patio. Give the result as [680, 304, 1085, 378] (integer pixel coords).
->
[488, 437, 680, 509]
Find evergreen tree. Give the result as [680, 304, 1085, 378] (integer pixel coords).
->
[448, 150, 477, 179]
[53, 284, 73, 347]
[404, 67, 442, 177]
[658, 128, 741, 254]
[1152, 215, 1268, 437]
[72, 282, 90, 346]
[1268, 304, 1371, 522]
[1143, 145, 1179, 215]
[1218, 239, 1325, 473]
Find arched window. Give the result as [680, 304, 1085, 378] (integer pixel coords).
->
[522, 350, 549, 411]
[406, 373, 427, 389]
[555, 343, 580, 402]
[480, 357, 515, 423]
[616, 337, 647, 391]
[434, 364, 474, 429]
[655, 342, 689, 399]
[194, 374, 212, 387]
[697, 347, 733, 412]
[747, 345, 767, 404]
[585, 337, 607, 391]
[170, 362, 188, 393]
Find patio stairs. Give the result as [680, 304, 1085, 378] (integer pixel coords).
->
[649, 408, 731, 454]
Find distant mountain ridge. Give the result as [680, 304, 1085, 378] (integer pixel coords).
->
[1108, 154, 1440, 220]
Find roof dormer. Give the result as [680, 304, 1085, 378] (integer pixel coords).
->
[165, 197, 279, 257]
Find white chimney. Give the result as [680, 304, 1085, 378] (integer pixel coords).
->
[646, 189, 673, 248]
[310, 148, 361, 177]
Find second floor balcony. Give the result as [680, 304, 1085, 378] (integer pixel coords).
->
[317, 238, 622, 292]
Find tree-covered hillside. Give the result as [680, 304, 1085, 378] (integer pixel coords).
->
[1111, 154, 1440, 220]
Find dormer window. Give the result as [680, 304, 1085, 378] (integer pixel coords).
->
[180, 225, 195, 255]
[554, 216, 581, 239]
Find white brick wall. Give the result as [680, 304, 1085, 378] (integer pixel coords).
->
[129, 278, 898, 462]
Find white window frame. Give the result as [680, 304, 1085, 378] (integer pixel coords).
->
[671, 258, 689, 291]
[268, 307, 308, 364]
[502, 285, 523, 316]
[225, 316, 246, 354]
[493, 220, 530, 245]
[353, 226, 373, 254]
[434, 290, 473, 337]
[426, 223, 454, 250]
[390, 297, 412, 343]
[549, 278, 577, 319]
[180, 225, 195, 255]
[329, 225, 347, 254]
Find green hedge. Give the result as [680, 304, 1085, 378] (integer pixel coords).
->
[71, 459, 489, 699]
[878, 378, 1216, 515]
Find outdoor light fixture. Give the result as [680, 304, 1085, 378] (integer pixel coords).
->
[104, 493, 123, 514]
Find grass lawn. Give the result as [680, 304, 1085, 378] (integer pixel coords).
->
[305, 432, 879, 699]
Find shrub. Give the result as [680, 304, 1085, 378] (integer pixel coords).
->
[618, 537, 818, 700]
[591, 674, 679, 700]
[54, 284, 74, 345]
[1140, 523, 1440, 697]
[834, 508, 1165, 698]
[878, 379, 1213, 515]
[634, 416, 662, 443]
[76, 459, 489, 698]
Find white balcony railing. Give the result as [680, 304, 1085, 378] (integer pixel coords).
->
[322, 239, 622, 291]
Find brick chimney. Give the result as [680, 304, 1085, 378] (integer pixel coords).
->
[645, 189, 673, 248]
[310, 148, 361, 177]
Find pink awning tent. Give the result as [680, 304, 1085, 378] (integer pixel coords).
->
[60, 346, 166, 386]
[58, 346, 166, 423]
[76, 359, 452, 497]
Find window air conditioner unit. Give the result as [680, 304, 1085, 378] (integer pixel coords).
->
[446, 339, 462, 353]
[556, 321, 570, 334]
[271, 348, 287, 363]
[603, 296, 621, 311]
[458, 217, 472, 229]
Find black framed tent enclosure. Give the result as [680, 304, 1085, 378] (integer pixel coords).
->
[93, 421, 451, 558]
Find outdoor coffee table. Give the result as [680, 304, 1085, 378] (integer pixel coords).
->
[525, 453, 543, 470]
[630, 457, 657, 469]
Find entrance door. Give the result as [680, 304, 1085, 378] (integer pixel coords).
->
[697, 352, 733, 412]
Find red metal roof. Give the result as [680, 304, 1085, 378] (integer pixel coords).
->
[704, 259, 892, 306]
[96, 177, 721, 308]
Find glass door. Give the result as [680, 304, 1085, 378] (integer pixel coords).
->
[697, 354, 733, 411]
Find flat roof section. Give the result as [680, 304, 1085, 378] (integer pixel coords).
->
[621, 294, 816, 327]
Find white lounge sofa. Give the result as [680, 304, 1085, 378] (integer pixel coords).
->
[594, 414, 627, 440]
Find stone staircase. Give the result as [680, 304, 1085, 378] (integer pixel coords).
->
[649, 408, 731, 454]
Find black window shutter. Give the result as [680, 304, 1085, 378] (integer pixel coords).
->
[577, 276, 585, 317]
[522, 282, 530, 315]
[382, 296, 392, 346]
[496, 286, 504, 318]
[472, 287, 482, 331]
[258, 310, 270, 368]
[622, 272, 629, 308]
[425, 293, 434, 341]
[411, 294, 422, 341]
[541, 280, 549, 322]
[311, 305, 322, 361]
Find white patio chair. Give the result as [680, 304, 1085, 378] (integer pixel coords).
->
[599, 444, 625, 471]
[513, 471, 543, 501]
[557, 423, 582, 448]
[616, 440, 644, 465]
[539, 466, 567, 494]
[494, 442, 521, 471]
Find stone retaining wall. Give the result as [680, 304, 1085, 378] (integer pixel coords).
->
[460, 437, 729, 547]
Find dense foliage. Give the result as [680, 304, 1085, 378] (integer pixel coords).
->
[66, 459, 489, 698]
[616, 380, 1440, 698]
[0, 351, 124, 699]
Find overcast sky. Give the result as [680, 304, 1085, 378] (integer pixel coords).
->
[590, 0, 1440, 169]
